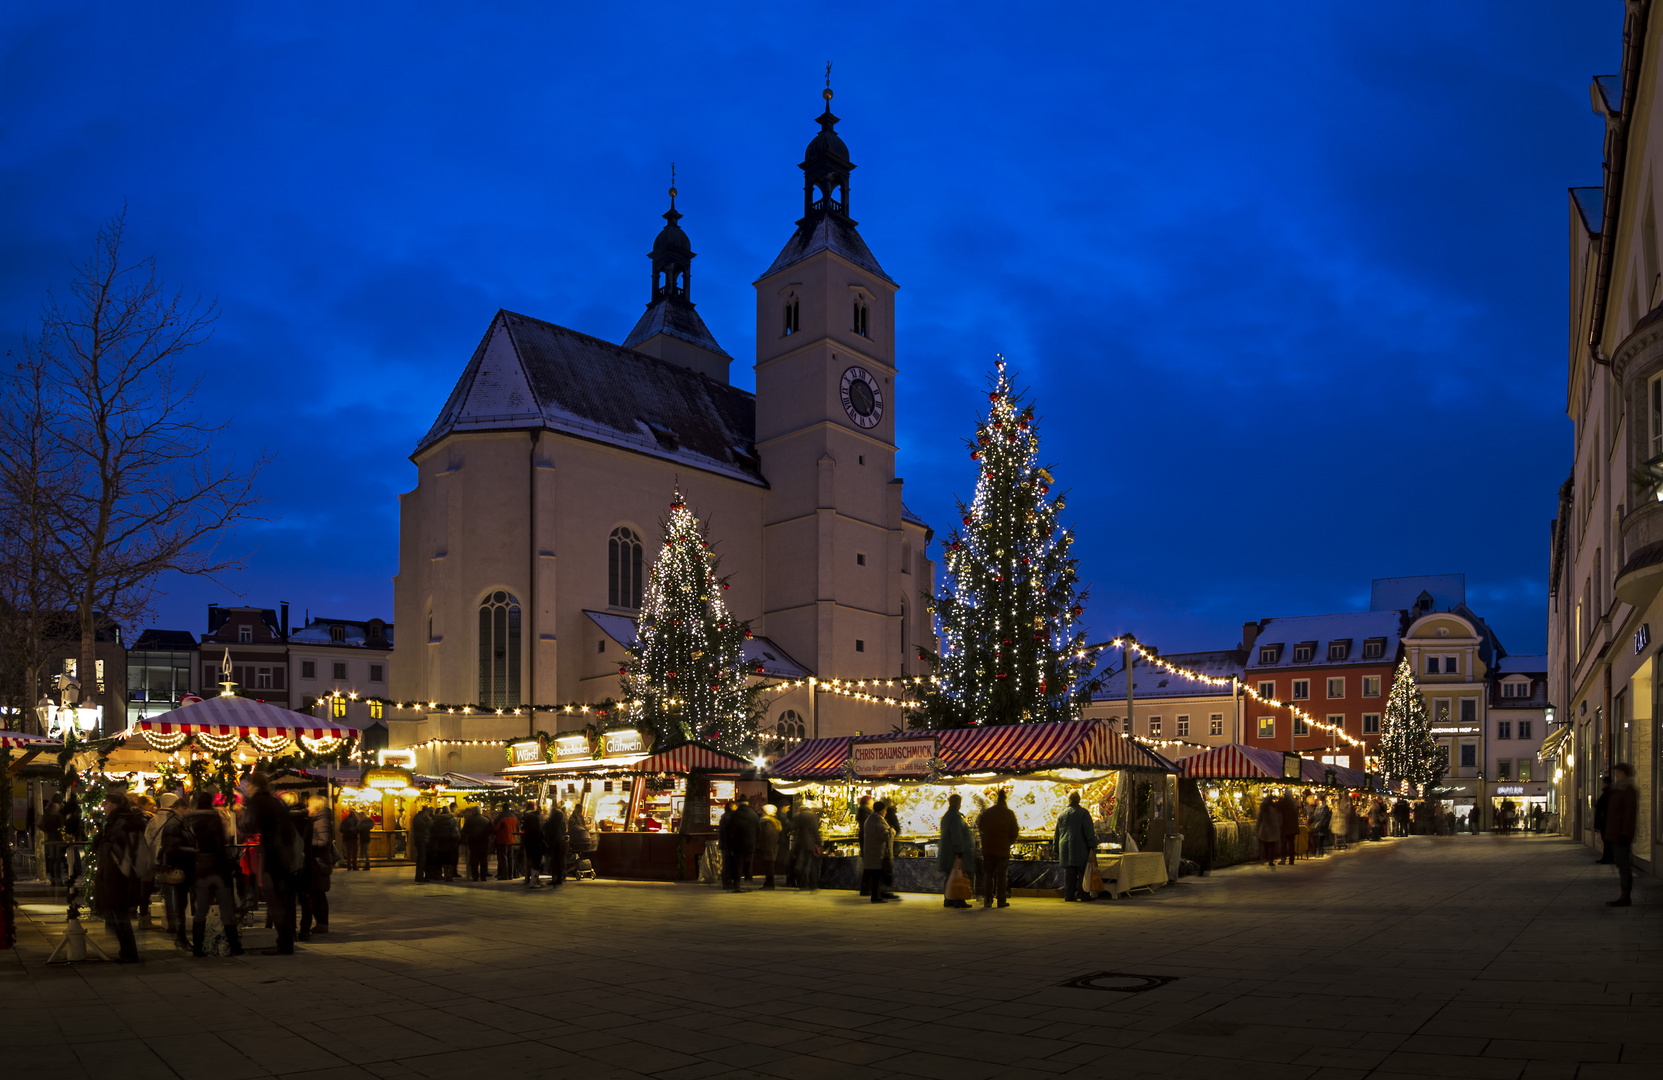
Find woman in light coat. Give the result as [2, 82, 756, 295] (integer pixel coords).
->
[860, 800, 893, 904]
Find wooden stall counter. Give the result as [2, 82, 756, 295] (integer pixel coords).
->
[593, 831, 708, 881]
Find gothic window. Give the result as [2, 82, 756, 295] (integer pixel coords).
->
[765, 709, 806, 756]
[783, 296, 800, 336]
[478, 590, 522, 709]
[853, 298, 869, 337]
[609, 527, 643, 609]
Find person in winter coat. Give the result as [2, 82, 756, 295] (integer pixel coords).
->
[239, 773, 301, 954]
[1255, 792, 1283, 868]
[1594, 775, 1613, 861]
[1391, 798, 1411, 838]
[736, 800, 761, 884]
[717, 801, 739, 891]
[1605, 763, 1639, 906]
[1310, 798, 1332, 858]
[431, 806, 461, 881]
[410, 805, 434, 881]
[94, 792, 146, 963]
[155, 794, 194, 948]
[188, 791, 244, 957]
[1053, 791, 1097, 902]
[299, 795, 335, 939]
[757, 805, 783, 889]
[521, 804, 546, 889]
[340, 810, 363, 871]
[1278, 791, 1300, 864]
[143, 793, 177, 930]
[792, 797, 822, 892]
[493, 808, 519, 879]
[567, 805, 594, 859]
[542, 801, 568, 887]
[977, 789, 1020, 908]
[937, 793, 975, 909]
[860, 800, 894, 904]
[461, 807, 492, 881]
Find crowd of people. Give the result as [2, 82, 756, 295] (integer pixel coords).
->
[401, 800, 598, 890]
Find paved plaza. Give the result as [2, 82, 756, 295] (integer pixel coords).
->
[2, 834, 1657, 1080]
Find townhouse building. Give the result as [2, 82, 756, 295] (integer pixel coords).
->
[201, 603, 292, 708]
[1086, 649, 1245, 760]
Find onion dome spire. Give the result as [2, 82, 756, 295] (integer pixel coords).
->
[802, 61, 854, 223]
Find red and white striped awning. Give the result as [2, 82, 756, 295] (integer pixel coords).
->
[1179, 744, 1292, 780]
[130, 694, 358, 740]
[634, 743, 750, 774]
[767, 719, 1173, 779]
[0, 730, 61, 750]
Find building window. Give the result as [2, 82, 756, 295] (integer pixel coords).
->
[1517, 759, 1531, 782]
[1326, 677, 1344, 698]
[1362, 638, 1386, 659]
[1209, 715, 1223, 736]
[332, 698, 347, 718]
[1497, 721, 1512, 739]
[765, 709, 806, 756]
[370, 664, 384, 682]
[1459, 743, 1475, 768]
[1425, 655, 1439, 675]
[1363, 676, 1381, 697]
[1460, 699, 1475, 724]
[238, 624, 252, 644]
[1176, 715, 1189, 736]
[852, 299, 869, 337]
[1519, 720, 1533, 739]
[330, 624, 346, 643]
[1328, 641, 1350, 660]
[301, 660, 316, 679]
[1293, 643, 1314, 663]
[1291, 679, 1309, 700]
[609, 527, 644, 610]
[1257, 717, 1275, 739]
[1257, 680, 1275, 700]
[855, 639, 865, 652]
[1328, 714, 1345, 733]
[1149, 716, 1162, 736]
[1444, 654, 1458, 674]
[369, 701, 383, 720]
[597, 639, 607, 654]
[1363, 713, 1381, 734]
[1651, 371, 1663, 459]
[478, 590, 523, 709]
[332, 662, 347, 680]
[1498, 759, 1511, 781]
[1293, 716, 1308, 736]
[783, 297, 800, 335]
[1258, 646, 1279, 665]
[253, 667, 270, 689]
[203, 664, 214, 686]
[856, 553, 866, 566]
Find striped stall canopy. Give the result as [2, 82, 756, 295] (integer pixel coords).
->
[0, 730, 61, 750]
[132, 694, 358, 740]
[765, 737, 858, 779]
[1178, 743, 1291, 780]
[635, 743, 751, 775]
[766, 719, 1173, 779]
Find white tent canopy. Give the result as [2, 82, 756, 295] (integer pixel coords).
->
[118, 694, 359, 740]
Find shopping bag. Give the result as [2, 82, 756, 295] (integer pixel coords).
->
[946, 856, 974, 901]
[1084, 858, 1105, 895]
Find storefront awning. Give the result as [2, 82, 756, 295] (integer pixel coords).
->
[122, 694, 359, 740]
[0, 731, 61, 750]
[765, 719, 1173, 780]
[1538, 724, 1571, 762]
[444, 771, 514, 789]
[503, 753, 649, 776]
[634, 743, 749, 774]
[1180, 743, 1291, 780]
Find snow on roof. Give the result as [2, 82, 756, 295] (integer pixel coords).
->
[417, 310, 764, 486]
[583, 610, 812, 679]
[762, 212, 893, 284]
[1369, 574, 1466, 614]
[289, 618, 393, 648]
[1494, 654, 1548, 675]
[1247, 610, 1403, 670]
[1093, 650, 1244, 701]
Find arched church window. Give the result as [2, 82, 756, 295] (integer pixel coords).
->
[609, 527, 643, 609]
[901, 540, 911, 574]
[784, 296, 800, 336]
[853, 299, 869, 337]
[477, 590, 522, 709]
[765, 709, 806, 756]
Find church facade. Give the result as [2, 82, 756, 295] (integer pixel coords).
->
[388, 91, 936, 775]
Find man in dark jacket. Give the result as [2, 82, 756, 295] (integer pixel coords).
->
[717, 801, 741, 891]
[541, 802, 568, 888]
[1278, 791, 1300, 864]
[735, 799, 761, 885]
[1594, 775, 1613, 862]
[1605, 763, 1638, 906]
[461, 807, 492, 881]
[977, 789, 1020, 908]
[410, 805, 434, 880]
[521, 803, 546, 889]
[240, 772, 302, 955]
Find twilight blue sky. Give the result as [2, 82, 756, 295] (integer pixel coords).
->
[1, 2, 1617, 656]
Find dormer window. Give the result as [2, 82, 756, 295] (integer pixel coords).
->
[1258, 645, 1281, 665]
[784, 296, 800, 336]
[853, 298, 869, 337]
[329, 625, 346, 643]
[1362, 637, 1386, 660]
[1293, 642, 1315, 663]
[238, 624, 252, 644]
[1328, 640, 1351, 661]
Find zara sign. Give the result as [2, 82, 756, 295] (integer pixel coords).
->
[1637, 623, 1651, 655]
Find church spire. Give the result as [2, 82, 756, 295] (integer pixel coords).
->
[622, 167, 732, 382]
[801, 61, 855, 223]
[650, 163, 693, 301]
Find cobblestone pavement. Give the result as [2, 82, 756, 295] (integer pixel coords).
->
[2, 834, 1656, 1079]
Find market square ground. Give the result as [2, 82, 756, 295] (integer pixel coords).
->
[3, 835, 1656, 1080]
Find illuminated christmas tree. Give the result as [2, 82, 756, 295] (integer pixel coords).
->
[911, 358, 1099, 728]
[620, 490, 764, 756]
[1379, 656, 1439, 793]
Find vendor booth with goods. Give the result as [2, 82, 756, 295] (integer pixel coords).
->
[765, 718, 1177, 897]
[1179, 743, 1378, 866]
[501, 728, 754, 880]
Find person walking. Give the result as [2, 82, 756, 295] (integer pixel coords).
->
[1594, 776, 1613, 862]
[432, 805, 461, 881]
[792, 796, 822, 892]
[521, 803, 546, 889]
[542, 800, 568, 888]
[1310, 797, 1332, 858]
[1278, 790, 1300, 864]
[94, 791, 146, 963]
[410, 804, 434, 881]
[155, 794, 193, 949]
[861, 800, 893, 904]
[188, 790, 245, 957]
[143, 793, 177, 930]
[757, 805, 782, 890]
[1605, 763, 1638, 906]
[298, 795, 335, 940]
[1054, 791, 1097, 901]
[978, 789, 1019, 909]
[1256, 791, 1283, 867]
[340, 809, 363, 871]
[493, 806, 519, 880]
[1391, 797, 1411, 838]
[239, 773, 302, 955]
[462, 806, 492, 881]
[567, 805, 594, 878]
[937, 793, 975, 909]
[736, 799, 760, 887]
[1467, 804, 1481, 834]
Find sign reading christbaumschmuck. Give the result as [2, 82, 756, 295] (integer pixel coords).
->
[850, 737, 936, 778]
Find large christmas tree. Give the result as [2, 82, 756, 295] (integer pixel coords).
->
[1379, 656, 1439, 794]
[620, 491, 764, 756]
[911, 359, 1099, 728]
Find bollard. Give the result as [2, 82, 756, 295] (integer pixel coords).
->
[61, 915, 88, 962]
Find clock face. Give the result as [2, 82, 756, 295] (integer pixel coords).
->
[840, 366, 884, 429]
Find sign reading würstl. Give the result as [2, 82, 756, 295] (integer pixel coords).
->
[850, 737, 937, 778]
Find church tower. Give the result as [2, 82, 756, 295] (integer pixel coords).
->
[755, 80, 930, 732]
[622, 177, 733, 382]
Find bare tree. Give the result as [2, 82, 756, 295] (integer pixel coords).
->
[23, 211, 269, 730]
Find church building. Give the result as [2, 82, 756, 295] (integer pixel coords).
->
[388, 88, 936, 775]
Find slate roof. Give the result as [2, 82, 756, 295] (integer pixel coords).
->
[290, 617, 393, 648]
[1093, 649, 1244, 701]
[418, 310, 765, 486]
[132, 629, 197, 649]
[583, 610, 812, 678]
[620, 296, 731, 358]
[762, 212, 893, 284]
[1494, 654, 1548, 675]
[1245, 611, 1405, 671]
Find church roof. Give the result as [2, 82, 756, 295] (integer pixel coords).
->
[762, 213, 893, 284]
[584, 610, 813, 678]
[417, 310, 764, 486]
[620, 296, 731, 358]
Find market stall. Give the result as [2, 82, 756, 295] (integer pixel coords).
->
[1180, 744, 1378, 865]
[765, 718, 1176, 896]
[501, 731, 753, 880]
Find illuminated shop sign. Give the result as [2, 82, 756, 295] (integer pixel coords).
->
[850, 737, 937, 778]
[1495, 785, 1524, 796]
[553, 734, 591, 761]
[508, 740, 544, 765]
[603, 729, 645, 756]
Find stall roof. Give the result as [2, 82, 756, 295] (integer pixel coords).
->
[766, 719, 1173, 779]
[445, 771, 514, 789]
[636, 743, 749, 774]
[0, 731, 62, 750]
[1179, 743, 1291, 780]
[121, 694, 360, 739]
